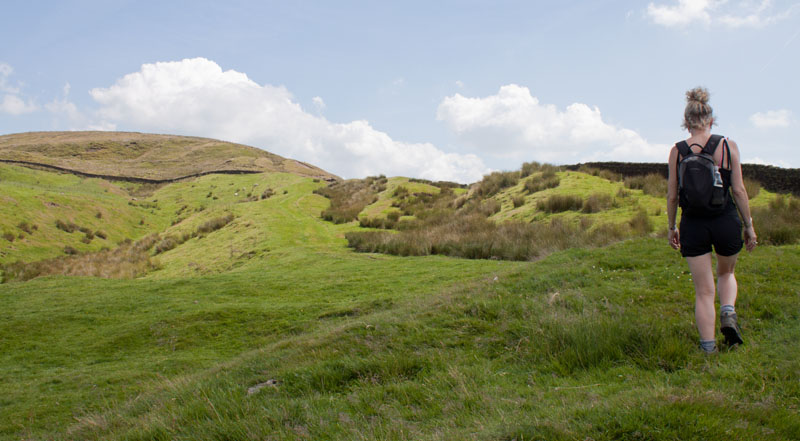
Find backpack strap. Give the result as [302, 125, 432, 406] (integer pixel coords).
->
[703, 134, 724, 155]
[676, 140, 691, 159]
[722, 138, 731, 169]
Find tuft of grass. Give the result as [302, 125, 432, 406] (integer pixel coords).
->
[315, 176, 387, 224]
[523, 169, 560, 193]
[579, 166, 623, 182]
[2, 234, 161, 282]
[537, 194, 583, 213]
[17, 221, 33, 234]
[743, 176, 761, 200]
[754, 194, 800, 245]
[196, 213, 235, 235]
[582, 193, 614, 213]
[512, 194, 525, 208]
[55, 219, 79, 233]
[474, 171, 520, 197]
[624, 173, 667, 198]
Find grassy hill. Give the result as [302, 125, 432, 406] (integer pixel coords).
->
[0, 131, 337, 181]
[0, 140, 799, 440]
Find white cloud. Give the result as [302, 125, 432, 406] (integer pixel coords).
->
[311, 96, 326, 113]
[646, 0, 795, 28]
[1, 94, 38, 115]
[45, 83, 85, 124]
[89, 58, 488, 183]
[750, 109, 793, 128]
[744, 156, 792, 167]
[0, 63, 37, 115]
[436, 84, 667, 164]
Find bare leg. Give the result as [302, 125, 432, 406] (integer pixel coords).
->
[716, 253, 739, 307]
[686, 253, 715, 341]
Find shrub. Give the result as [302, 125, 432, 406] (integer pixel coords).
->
[393, 186, 409, 198]
[95, 231, 108, 240]
[347, 214, 640, 262]
[2, 238, 160, 282]
[524, 173, 560, 194]
[474, 171, 520, 198]
[512, 195, 525, 208]
[582, 193, 613, 213]
[743, 177, 761, 200]
[520, 161, 542, 178]
[315, 177, 387, 224]
[2, 232, 15, 242]
[628, 209, 653, 235]
[81, 236, 92, 244]
[359, 217, 397, 230]
[753, 194, 800, 245]
[624, 174, 667, 197]
[261, 188, 275, 200]
[196, 213, 235, 235]
[95, 212, 103, 219]
[154, 235, 180, 254]
[17, 222, 33, 234]
[579, 166, 623, 182]
[537, 194, 583, 213]
[55, 219, 78, 233]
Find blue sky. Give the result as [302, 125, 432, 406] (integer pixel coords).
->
[1, 0, 798, 182]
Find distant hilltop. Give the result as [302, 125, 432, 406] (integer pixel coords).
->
[0, 131, 339, 183]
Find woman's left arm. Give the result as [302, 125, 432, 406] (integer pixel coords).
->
[727, 139, 758, 251]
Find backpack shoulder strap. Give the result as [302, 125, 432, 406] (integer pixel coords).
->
[722, 138, 731, 169]
[703, 134, 724, 155]
[676, 141, 691, 158]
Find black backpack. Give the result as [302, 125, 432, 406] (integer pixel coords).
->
[676, 134, 730, 216]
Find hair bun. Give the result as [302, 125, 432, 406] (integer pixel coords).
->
[686, 87, 710, 105]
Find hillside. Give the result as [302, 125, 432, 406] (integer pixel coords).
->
[0, 131, 338, 182]
[1, 143, 799, 440]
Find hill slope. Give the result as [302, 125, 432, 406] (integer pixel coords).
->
[0, 144, 798, 440]
[0, 131, 338, 181]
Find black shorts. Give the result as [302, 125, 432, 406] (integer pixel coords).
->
[679, 210, 743, 257]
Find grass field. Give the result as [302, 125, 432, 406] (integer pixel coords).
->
[1, 160, 798, 440]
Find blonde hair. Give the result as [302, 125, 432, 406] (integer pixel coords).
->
[682, 87, 715, 131]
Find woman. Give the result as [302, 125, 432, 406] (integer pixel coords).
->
[666, 87, 758, 354]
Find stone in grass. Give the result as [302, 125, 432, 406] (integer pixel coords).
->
[247, 379, 279, 395]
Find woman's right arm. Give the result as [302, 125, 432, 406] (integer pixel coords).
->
[727, 139, 758, 251]
[667, 146, 680, 250]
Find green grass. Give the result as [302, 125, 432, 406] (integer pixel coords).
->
[4, 240, 795, 440]
[1, 164, 798, 440]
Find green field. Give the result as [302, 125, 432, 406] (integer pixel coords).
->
[1, 162, 798, 440]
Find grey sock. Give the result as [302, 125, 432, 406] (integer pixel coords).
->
[700, 339, 717, 353]
[720, 304, 735, 315]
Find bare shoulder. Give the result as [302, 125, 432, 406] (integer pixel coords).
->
[725, 137, 741, 157]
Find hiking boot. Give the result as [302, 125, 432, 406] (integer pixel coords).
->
[720, 312, 744, 347]
[700, 344, 718, 355]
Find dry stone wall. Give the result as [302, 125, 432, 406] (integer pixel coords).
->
[566, 162, 799, 196]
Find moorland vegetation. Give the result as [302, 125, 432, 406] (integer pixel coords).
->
[0, 133, 799, 440]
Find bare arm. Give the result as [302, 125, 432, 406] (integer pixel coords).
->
[726, 139, 757, 251]
[667, 145, 680, 250]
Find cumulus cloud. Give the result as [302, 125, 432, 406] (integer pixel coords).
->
[436, 84, 667, 164]
[89, 58, 488, 183]
[750, 109, 793, 128]
[0, 63, 38, 115]
[646, 0, 795, 28]
[743, 156, 792, 167]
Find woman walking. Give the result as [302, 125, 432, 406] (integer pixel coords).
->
[666, 87, 758, 354]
